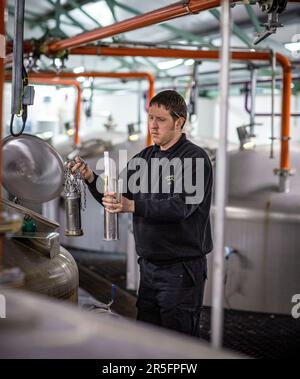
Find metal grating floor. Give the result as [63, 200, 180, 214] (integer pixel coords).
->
[68, 247, 300, 359]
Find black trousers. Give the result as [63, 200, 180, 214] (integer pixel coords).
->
[136, 256, 207, 337]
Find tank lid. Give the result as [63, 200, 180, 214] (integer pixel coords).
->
[2, 134, 64, 203]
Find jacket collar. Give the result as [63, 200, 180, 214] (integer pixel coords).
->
[153, 133, 186, 154]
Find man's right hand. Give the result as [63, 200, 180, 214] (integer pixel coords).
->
[69, 156, 94, 183]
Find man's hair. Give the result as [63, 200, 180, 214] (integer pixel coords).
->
[149, 90, 187, 128]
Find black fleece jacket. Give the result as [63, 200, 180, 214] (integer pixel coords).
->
[87, 134, 213, 263]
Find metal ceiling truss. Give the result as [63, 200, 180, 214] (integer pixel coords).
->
[43, 0, 137, 70]
[108, 0, 215, 49]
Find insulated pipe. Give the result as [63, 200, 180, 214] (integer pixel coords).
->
[4, 74, 82, 146]
[46, 0, 300, 53]
[70, 47, 292, 171]
[28, 71, 155, 146]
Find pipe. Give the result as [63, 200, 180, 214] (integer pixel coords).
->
[11, 0, 24, 116]
[0, 0, 5, 272]
[212, 0, 231, 350]
[4, 74, 82, 146]
[270, 51, 276, 158]
[70, 47, 292, 171]
[27, 71, 155, 146]
[244, 82, 300, 117]
[249, 67, 257, 137]
[46, 0, 299, 53]
[47, 1, 231, 53]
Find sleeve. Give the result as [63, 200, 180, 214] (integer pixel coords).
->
[134, 152, 213, 223]
[86, 173, 104, 206]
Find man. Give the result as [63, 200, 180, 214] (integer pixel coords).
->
[73, 90, 213, 336]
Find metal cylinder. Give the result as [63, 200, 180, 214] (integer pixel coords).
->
[65, 193, 83, 236]
[104, 179, 121, 241]
[104, 211, 119, 241]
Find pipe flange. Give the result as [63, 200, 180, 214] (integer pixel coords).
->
[42, 37, 69, 60]
[182, 0, 199, 15]
[280, 136, 291, 141]
[273, 168, 295, 177]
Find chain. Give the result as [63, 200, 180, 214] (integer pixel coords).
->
[64, 160, 87, 211]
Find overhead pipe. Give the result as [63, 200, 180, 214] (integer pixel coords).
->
[28, 71, 155, 146]
[46, 1, 231, 53]
[46, 0, 300, 53]
[4, 73, 82, 146]
[70, 46, 292, 175]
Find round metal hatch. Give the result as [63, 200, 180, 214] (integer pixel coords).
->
[2, 134, 64, 203]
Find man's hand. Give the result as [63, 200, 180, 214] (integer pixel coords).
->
[102, 192, 135, 214]
[68, 156, 94, 183]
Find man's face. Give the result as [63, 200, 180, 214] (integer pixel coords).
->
[148, 103, 181, 147]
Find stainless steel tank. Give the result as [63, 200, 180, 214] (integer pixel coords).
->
[204, 144, 300, 315]
[2, 199, 79, 303]
[2, 135, 79, 303]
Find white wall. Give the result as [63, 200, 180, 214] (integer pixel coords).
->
[4, 81, 300, 147]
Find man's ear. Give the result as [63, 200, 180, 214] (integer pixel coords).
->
[176, 117, 185, 131]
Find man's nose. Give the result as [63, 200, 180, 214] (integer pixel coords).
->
[150, 120, 158, 129]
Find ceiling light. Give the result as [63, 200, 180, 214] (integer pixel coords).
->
[76, 76, 85, 83]
[157, 59, 184, 70]
[73, 66, 85, 74]
[284, 42, 300, 52]
[184, 59, 195, 66]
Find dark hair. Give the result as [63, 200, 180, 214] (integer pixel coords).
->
[149, 90, 187, 128]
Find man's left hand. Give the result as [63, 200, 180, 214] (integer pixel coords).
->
[102, 192, 135, 214]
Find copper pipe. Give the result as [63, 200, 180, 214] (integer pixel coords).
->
[28, 71, 155, 146]
[70, 47, 292, 171]
[0, 0, 5, 272]
[4, 74, 82, 146]
[47, 0, 226, 53]
[46, 0, 298, 53]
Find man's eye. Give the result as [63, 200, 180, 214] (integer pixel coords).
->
[158, 118, 165, 122]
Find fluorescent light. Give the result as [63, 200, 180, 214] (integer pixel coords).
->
[157, 59, 184, 70]
[76, 76, 85, 83]
[285, 42, 300, 52]
[73, 66, 85, 74]
[184, 59, 195, 66]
